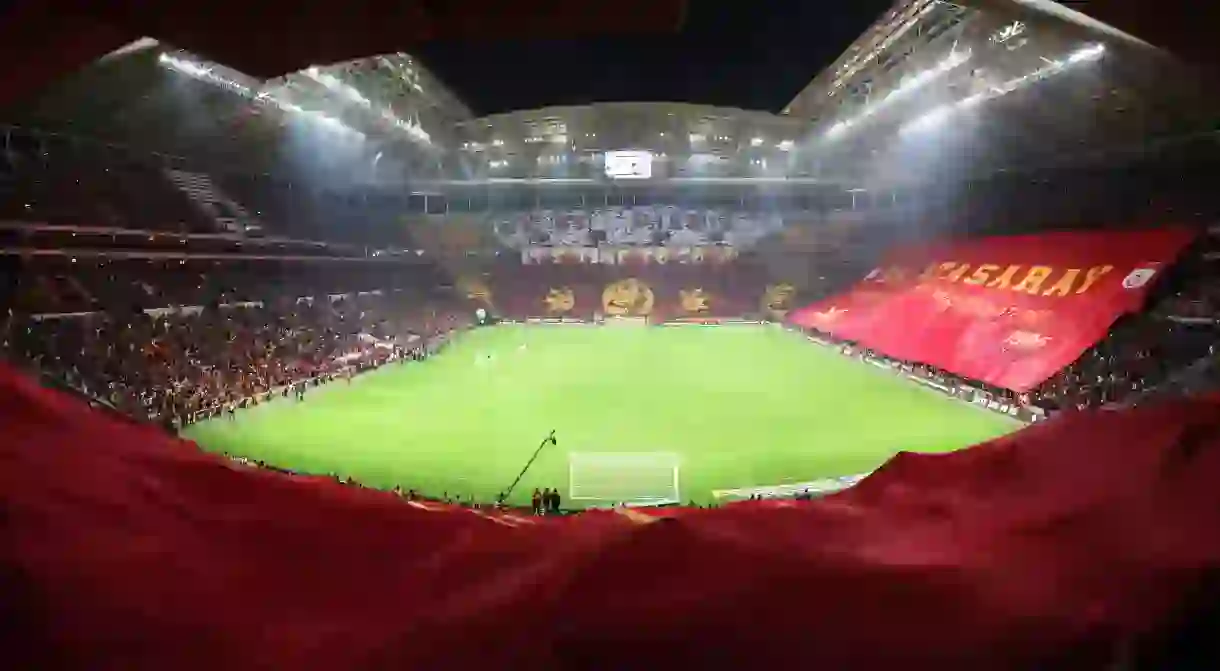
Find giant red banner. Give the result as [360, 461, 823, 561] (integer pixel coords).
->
[10, 361, 1220, 668]
[788, 227, 1196, 392]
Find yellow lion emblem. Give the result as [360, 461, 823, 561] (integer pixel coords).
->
[544, 287, 576, 314]
[680, 288, 710, 314]
[602, 278, 655, 316]
[762, 283, 796, 317]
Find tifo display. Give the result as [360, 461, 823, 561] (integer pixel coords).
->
[184, 324, 1019, 508]
[790, 227, 1195, 392]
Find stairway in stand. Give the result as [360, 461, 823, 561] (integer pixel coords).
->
[164, 169, 262, 236]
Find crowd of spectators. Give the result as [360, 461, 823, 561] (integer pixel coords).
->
[1150, 238, 1220, 322]
[1033, 237, 1220, 410]
[1032, 317, 1217, 410]
[491, 205, 786, 249]
[813, 311, 1220, 416]
[4, 263, 473, 431]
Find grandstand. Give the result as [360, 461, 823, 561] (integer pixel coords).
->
[5, 0, 1220, 667]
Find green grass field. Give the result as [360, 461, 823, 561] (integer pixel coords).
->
[185, 324, 1021, 507]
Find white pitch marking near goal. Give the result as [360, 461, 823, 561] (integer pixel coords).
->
[568, 452, 681, 507]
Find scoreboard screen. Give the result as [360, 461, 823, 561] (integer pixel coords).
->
[603, 150, 653, 179]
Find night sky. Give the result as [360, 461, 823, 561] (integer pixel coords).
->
[414, 0, 892, 115]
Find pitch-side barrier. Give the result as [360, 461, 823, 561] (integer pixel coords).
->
[796, 328, 1044, 424]
[516, 316, 771, 326]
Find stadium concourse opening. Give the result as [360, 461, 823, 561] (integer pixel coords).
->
[7, 0, 1220, 668]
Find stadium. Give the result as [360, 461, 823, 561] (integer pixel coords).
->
[4, 0, 1220, 668]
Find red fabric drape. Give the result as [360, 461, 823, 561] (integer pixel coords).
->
[5, 361, 1220, 669]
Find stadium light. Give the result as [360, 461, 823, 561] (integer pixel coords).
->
[991, 21, 1026, 44]
[158, 53, 252, 96]
[273, 99, 305, 115]
[302, 65, 430, 144]
[307, 112, 365, 141]
[380, 109, 430, 144]
[826, 121, 852, 138]
[884, 49, 972, 103]
[901, 104, 955, 134]
[377, 55, 424, 93]
[1068, 43, 1106, 63]
[829, 0, 938, 95]
[823, 48, 971, 140]
[901, 43, 1106, 135]
[160, 51, 372, 140]
[304, 67, 372, 108]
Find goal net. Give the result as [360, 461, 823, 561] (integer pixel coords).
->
[568, 452, 681, 507]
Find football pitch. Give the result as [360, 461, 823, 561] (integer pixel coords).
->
[185, 324, 1022, 507]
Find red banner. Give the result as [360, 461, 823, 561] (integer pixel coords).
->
[9, 362, 1220, 668]
[788, 227, 1196, 392]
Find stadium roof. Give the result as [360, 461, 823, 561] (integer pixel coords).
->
[2, 0, 1214, 106]
[777, 0, 1220, 186]
[2, 0, 1218, 192]
[0, 0, 690, 108]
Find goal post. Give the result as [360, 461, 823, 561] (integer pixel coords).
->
[568, 452, 681, 507]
